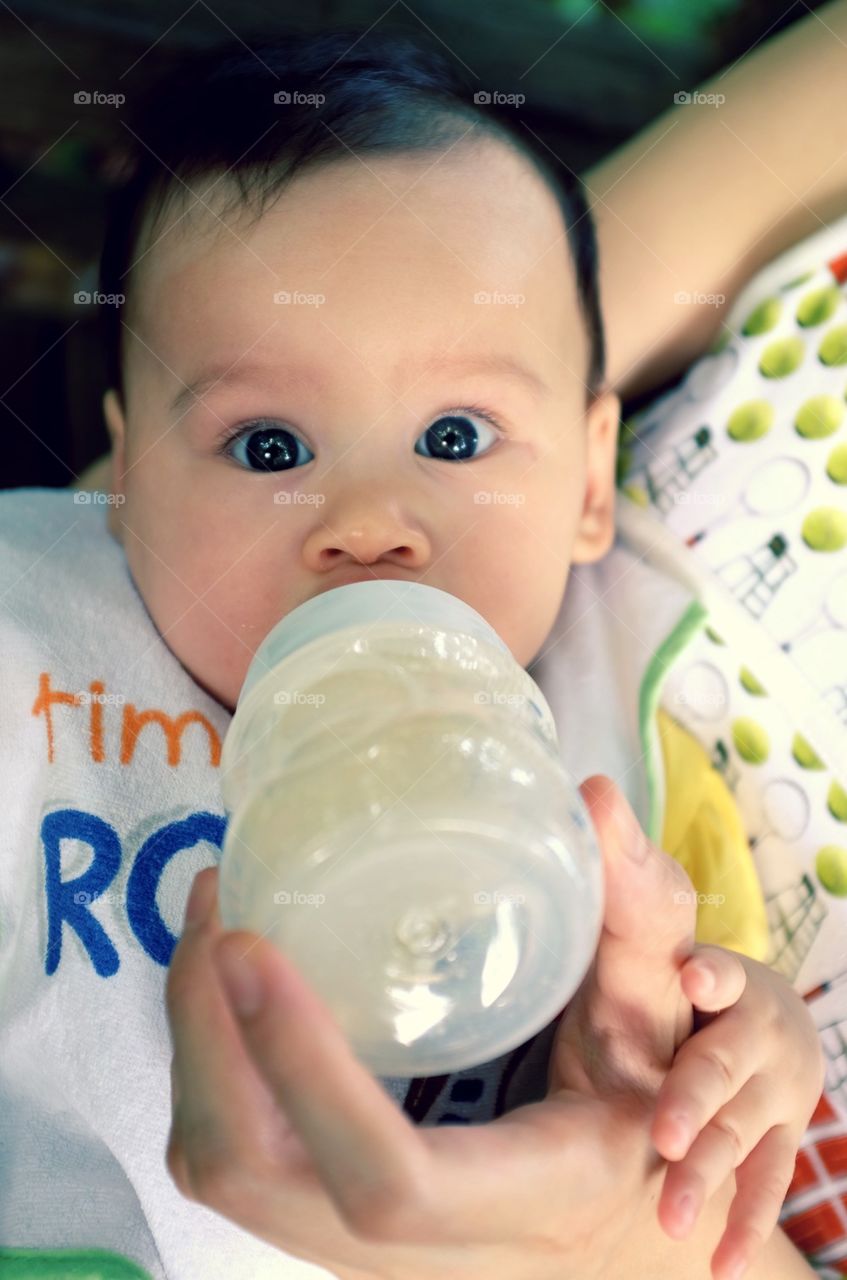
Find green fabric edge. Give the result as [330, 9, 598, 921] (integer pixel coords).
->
[0, 1247, 153, 1279]
[638, 598, 709, 844]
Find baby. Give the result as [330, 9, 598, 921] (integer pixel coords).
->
[0, 24, 832, 1280]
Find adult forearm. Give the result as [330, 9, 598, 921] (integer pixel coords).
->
[587, 0, 847, 400]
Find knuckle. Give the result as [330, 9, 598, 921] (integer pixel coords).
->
[737, 1221, 768, 1259]
[710, 1112, 746, 1165]
[699, 1044, 734, 1094]
[755, 1169, 791, 1209]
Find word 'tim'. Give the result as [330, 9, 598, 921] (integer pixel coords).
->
[32, 672, 221, 767]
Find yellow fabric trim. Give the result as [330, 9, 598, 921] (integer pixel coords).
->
[658, 708, 770, 961]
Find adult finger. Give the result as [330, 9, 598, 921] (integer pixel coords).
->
[558, 776, 697, 1096]
[166, 868, 317, 1198]
[213, 925, 436, 1242]
[214, 920, 656, 1247]
[579, 775, 696, 961]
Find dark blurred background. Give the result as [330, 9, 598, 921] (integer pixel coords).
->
[0, 0, 827, 489]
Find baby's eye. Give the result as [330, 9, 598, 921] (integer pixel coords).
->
[222, 409, 502, 473]
[414, 412, 500, 461]
[224, 420, 312, 472]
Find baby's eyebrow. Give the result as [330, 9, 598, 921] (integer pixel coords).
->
[171, 351, 550, 417]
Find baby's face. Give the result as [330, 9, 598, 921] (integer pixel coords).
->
[105, 137, 619, 713]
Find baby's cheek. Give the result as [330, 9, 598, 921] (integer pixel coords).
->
[125, 513, 266, 707]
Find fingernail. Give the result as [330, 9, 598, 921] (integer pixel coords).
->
[184, 871, 215, 929]
[216, 939, 264, 1018]
[726, 1255, 748, 1280]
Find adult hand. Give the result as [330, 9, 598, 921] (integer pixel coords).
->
[165, 776, 705, 1280]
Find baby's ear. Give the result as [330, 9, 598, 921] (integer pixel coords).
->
[102, 389, 126, 541]
[571, 388, 620, 565]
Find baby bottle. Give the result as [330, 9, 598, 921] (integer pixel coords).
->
[218, 580, 603, 1077]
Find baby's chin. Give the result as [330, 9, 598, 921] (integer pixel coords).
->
[160, 635, 243, 715]
[191, 665, 239, 715]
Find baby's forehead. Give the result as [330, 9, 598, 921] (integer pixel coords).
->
[127, 138, 584, 396]
[135, 138, 571, 306]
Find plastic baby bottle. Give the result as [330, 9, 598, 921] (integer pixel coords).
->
[218, 580, 603, 1078]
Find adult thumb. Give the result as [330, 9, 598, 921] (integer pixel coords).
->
[579, 773, 696, 966]
[548, 776, 697, 1098]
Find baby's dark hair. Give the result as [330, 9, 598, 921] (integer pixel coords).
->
[98, 28, 605, 405]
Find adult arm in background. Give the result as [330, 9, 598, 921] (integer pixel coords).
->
[588, 0, 847, 400]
